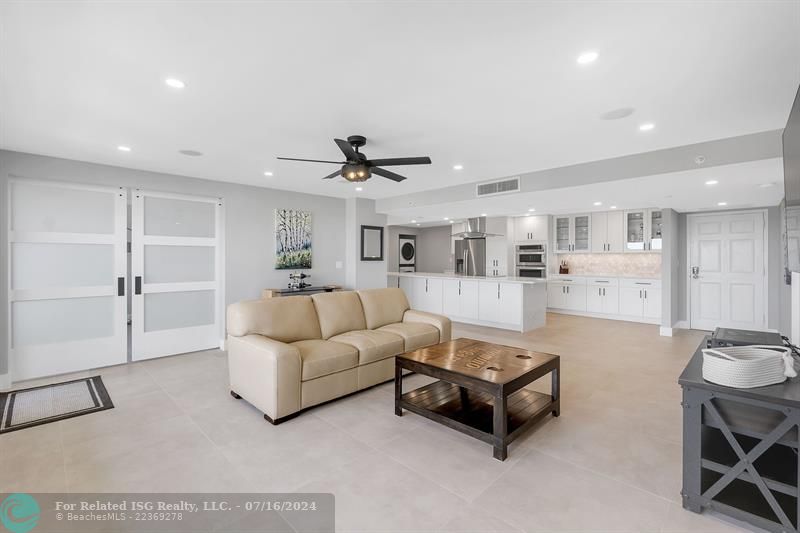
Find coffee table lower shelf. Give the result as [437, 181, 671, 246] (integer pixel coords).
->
[398, 380, 554, 452]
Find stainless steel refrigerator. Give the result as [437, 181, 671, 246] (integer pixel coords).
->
[455, 238, 486, 276]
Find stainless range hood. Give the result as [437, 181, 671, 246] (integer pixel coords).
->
[451, 217, 503, 238]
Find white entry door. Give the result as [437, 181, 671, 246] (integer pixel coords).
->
[131, 190, 224, 360]
[8, 179, 128, 380]
[689, 211, 766, 331]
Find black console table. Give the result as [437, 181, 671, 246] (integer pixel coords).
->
[679, 337, 800, 532]
[261, 286, 340, 298]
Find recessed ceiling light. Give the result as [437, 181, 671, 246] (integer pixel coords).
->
[717, 201, 728, 206]
[443, 217, 449, 220]
[355, 187, 363, 192]
[453, 164, 463, 170]
[416, 223, 420, 226]
[593, 201, 602, 206]
[639, 123, 655, 132]
[528, 208, 535, 212]
[695, 155, 706, 165]
[117, 145, 131, 152]
[450, 220, 455, 224]
[705, 180, 718, 185]
[577, 51, 599, 65]
[411, 219, 417, 223]
[178, 149, 203, 157]
[760, 182, 776, 188]
[264, 171, 274, 177]
[165, 78, 185, 89]
[480, 213, 487, 217]
[610, 206, 617, 209]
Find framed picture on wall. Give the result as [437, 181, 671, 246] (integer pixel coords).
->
[275, 208, 312, 269]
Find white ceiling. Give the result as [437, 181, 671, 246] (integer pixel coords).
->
[385, 158, 786, 226]
[1, 1, 798, 200]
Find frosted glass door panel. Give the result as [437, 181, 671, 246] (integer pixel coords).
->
[573, 215, 590, 251]
[13, 296, 115, 347]
[11, 182, 116, 234]
[555, 217, 570, 252]
[12, 243, 114, 289]
[626, 211, 646, 251]
[144, 290, 215, 332]
[144, 196, 216, 237]
[144, 245, 215, 283]
[650, 210, 663, 250]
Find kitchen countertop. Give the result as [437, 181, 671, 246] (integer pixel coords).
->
[548, 273, 661, 281]
[387, 271, 545, 284]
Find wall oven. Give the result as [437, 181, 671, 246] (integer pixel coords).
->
[516, 244, 546, 266]
[516, 266, 547, 278]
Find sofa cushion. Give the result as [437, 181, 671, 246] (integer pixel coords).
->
[227, 296, 321, 343]
[311, 291, 367, 340]
[291, 339, 358, 381]
[329, 329, 405, 365]
[357, 288, 410, 330]
[377, 322, 439, 352]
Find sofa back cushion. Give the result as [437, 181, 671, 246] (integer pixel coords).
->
[357, 288, 411, 330]
[311, 291, 367, 339]
[227, 296, 322, 343]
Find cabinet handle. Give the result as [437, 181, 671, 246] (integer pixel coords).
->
[458, 281, 461, 295]
[135, 276, 142, 295]
[117, 277, 125, 296]
[603, 288, 606, 296]
[497, 283, 500, 299]
[567, 286, 570, 294]
[426, 279, 428, 292]
[644, 290, 647, 299]
[639, 289, 642, 299]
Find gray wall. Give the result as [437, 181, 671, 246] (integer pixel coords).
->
[674, 205, 784, 331]
[0, 150, 348, 376]
[345, 198, 387, 290]
[416, 226, 453, 273]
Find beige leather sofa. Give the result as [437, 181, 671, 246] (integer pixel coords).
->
[226, 288, 451, 423]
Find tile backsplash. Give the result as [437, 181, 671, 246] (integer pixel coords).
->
[553, 253, 661, 278]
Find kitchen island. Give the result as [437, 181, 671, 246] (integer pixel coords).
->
[387, 272, 547, 333]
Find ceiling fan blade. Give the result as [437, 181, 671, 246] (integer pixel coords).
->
[322, 169, 341, 180]
[367, 156, 431, 166]
[372, 167, 407, 182]
[277, 157, 344, 164]
[334, 138, 359, 161]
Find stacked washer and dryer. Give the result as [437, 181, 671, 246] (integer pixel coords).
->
[398, 234, 416, 272]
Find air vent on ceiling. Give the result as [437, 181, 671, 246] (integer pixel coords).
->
[476, 177, 520, 197]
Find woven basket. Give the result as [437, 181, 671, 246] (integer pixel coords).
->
[701, 345, 797, 389]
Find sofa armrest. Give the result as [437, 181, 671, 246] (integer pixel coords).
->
[403, 309, 451, 343]
[227, 335, 302, 420]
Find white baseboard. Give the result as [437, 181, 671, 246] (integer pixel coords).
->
[219, 338, 226, 351]
[659, 327, 673, 337]
[0, 373, 10, 391]
[547, 308, 661, 326]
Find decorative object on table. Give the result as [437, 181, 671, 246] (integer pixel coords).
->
[0, 376, 113, 434]
[360, 225, 384, 261]
[701, 345, 797, 389]
[559, 261, 569, 274]
[275, 209, 312, 269]
[288, 272, 311, 289]
[261, 285, 340, 298]
[707, 327, 784, 348]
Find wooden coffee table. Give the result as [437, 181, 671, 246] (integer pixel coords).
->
[395, 338, 560, 460]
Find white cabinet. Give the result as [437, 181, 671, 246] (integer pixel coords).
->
[586, 278, 619, 314]
[553, 214, 591, 253]
[619, 279, 661, 319]
[547, 278, 586, 311]
[591, 211, 624, 253]
[486, 236, 508, 277]
[513, 215, 549, 242]
[625, 209, 662, 252]
[479, 281, 521, 325]
[399, 276, 417, 306]
[416, 277, 443, 314]
[443, 279, 479, 320]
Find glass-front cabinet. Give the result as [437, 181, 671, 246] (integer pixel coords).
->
[555, 216, 571, 252]
[624, 209, 661, 252]
[573, 215, 590, 252]
[553, 214, 591, 253]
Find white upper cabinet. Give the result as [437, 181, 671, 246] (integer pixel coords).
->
[513, 215, 549, 242]
[552, 215, 591, 253]
[624, 209, 662, 252]
[591, 211, 624, 253]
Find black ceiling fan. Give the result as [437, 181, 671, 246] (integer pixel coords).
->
[276, 135, 431, 182]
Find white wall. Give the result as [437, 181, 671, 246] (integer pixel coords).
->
[0, 150, 348, 377]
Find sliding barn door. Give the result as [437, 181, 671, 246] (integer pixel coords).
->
[131, 190, 224, 360]
[8, 179, 128, 380]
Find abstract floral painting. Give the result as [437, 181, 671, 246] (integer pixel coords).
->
[274, 209, 312, 269]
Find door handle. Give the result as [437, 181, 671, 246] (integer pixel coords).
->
[135, 276, 142, 295]
[691, 266, 700, 279]
[117, 277, 125, 296]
